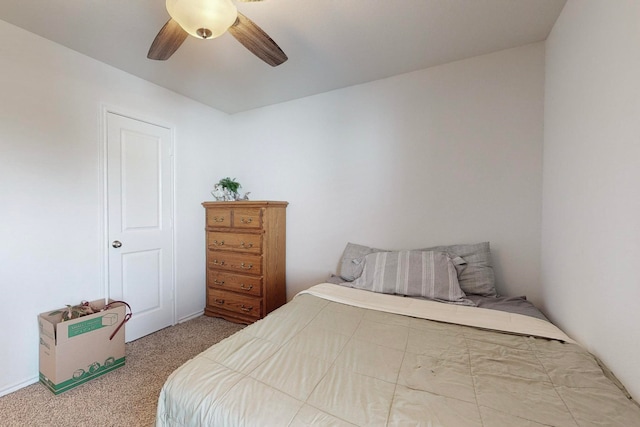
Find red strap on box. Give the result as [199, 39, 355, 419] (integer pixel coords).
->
[105, 300, 132, 340]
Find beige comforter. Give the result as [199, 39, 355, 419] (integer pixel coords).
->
[156, 284, 640, 426]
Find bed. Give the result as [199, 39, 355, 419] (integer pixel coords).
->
[156, 243, 640, 426]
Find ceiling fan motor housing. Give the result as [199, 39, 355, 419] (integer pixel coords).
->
[166, 0, 238, 39]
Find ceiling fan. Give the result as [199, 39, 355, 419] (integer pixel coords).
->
[148, 0, 287, 66]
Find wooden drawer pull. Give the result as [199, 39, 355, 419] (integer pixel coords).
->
[240, 263, 253, 270]
[213, 259, 226, 266]
[240, 305, 253, 312]
[214, 299, 225, 305]
[240, 218, 252, 224]
[212, 216, 225, 222]
[214, 280, 225, 285]
[240, 242, 253, 248]
[212, 240, 225, 246]
[240, 284, 253, 291]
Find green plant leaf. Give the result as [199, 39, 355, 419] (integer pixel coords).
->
[218, 177, 241, 193]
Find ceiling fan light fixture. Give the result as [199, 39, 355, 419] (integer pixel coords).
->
[166, 0, 238, 40]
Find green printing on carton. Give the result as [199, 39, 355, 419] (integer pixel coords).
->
[39, 356, 126, 394]
[67, 313, 119, 338]
[73, 356, 117, 380]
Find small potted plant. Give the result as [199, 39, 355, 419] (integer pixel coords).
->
[211, 177, 249, 201]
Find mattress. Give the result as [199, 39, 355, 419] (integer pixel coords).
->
[156, 283, 640, 426]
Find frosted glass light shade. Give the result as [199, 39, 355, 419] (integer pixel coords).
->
[166, 0, 238, 39]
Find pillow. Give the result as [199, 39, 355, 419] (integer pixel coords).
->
[337, 243, 385, 281]
[347, 250, 475, 306]
[337, 241, 497, 297]
[423, 242, 497, 297]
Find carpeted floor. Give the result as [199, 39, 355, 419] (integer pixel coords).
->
[0, 316, 244, 427]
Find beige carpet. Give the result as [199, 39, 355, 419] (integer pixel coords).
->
[0, 315, 244, 427]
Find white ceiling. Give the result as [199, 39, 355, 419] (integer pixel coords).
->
[0, 0, 566, 114]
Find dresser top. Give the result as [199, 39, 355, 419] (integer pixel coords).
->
[202, 200, 288, 208]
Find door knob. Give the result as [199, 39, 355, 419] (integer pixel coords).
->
[112, 240, 122, 248]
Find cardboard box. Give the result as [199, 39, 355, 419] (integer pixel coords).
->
[38, 299, 126, 394]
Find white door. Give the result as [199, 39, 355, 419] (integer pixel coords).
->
[106, 112, 174, 342]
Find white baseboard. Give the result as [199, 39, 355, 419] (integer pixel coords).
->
[0, 376, 38, 398]
[178, 310, 204, 324]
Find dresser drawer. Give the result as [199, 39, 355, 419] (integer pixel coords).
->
[208, 251, 262, 275]
[208, 289, 261, 319]
[206, 208, 231, 228]
[233, 208, 262, 229]
[207, 271, 262, 297]
[207, 231, 262, 254]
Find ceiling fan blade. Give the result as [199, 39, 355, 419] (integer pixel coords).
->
[148, 19, 189, 60]
[228, 12, 288, 66]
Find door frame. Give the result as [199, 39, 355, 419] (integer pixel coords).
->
[99, 105, 177, 337]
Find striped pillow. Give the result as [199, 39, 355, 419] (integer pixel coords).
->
[349, 251, 475, 305]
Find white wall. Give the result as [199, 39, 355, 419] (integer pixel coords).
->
[231, 43, 546, 302]
[0, 20, 230, 395]
[542, 0, 640, 400]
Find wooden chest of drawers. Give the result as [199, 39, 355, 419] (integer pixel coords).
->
[202, 201, 288, 324]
